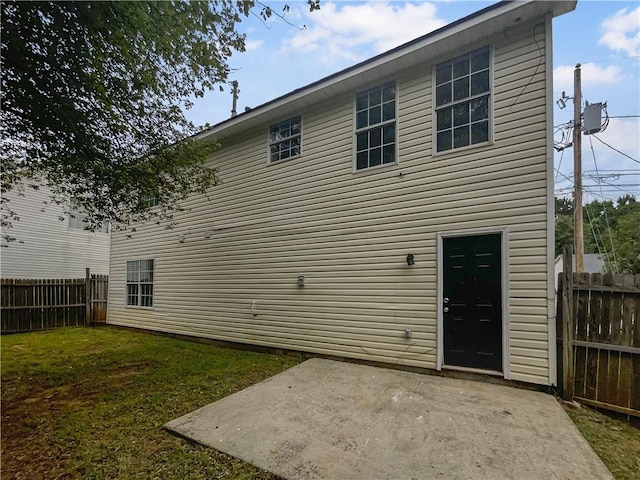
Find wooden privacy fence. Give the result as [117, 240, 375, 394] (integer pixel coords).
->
[557, 247, 640, 418]
[1, 269, 108, 334]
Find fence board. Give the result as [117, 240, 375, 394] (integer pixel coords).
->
[559, 271, 640, 419]
[1, 274, 108, 333]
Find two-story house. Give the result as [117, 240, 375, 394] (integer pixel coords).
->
[107, 0, 578, 387]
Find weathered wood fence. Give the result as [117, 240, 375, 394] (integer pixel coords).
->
[557, 247, 640, 418]
[1, 269, 108, 334]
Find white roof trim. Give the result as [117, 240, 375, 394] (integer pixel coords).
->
[197, 0, 576, 141]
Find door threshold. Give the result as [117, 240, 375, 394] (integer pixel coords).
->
[441, 365, 504, 377]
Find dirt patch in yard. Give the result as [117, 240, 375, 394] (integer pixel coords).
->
[2, 364, 148, 480]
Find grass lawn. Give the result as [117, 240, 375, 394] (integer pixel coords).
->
[562, 403, 640, 480]
[2, 327, 639, 479]
[1, 327, 304, 479]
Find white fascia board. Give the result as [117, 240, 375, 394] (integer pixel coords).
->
[197, 0, 576, 142]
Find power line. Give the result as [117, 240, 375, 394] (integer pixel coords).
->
[588, 135, 619, 270]
[608, 115, 640, 119]
[591, 134, 640, 164]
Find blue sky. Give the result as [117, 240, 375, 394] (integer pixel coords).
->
[185, 1, 640, 202]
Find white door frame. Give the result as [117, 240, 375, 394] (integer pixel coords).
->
[436, 226, 510, 379]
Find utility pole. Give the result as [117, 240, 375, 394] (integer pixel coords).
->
[231, 80, 239, 118]
[573, 64, 584, 273]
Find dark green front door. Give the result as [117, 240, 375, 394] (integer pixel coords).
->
[443, 233, 502, 372]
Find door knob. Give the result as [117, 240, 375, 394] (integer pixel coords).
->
[443, 297, 449, 304]
[443, 307, 449, 313]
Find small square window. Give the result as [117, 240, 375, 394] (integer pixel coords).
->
[269, 116, 302, 162]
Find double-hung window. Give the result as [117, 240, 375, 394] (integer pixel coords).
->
[269, 116, 301, 162]
[435, 46, 491, 153]
[126, 259, 154, 307]
[355, 82, 396, 170]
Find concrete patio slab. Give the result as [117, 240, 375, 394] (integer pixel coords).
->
[165, 358, 612, 480]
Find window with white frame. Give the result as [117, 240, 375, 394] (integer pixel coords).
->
[269, 116, 301, 162]
[355, 82, 396, 170]
[126, 260, 154, 307]
[435, 46, 490, 153]
[69, 199, 109, 233]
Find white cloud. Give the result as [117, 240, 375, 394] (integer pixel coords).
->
[244, 40, 263, 52]
[598, 6, 640, 57]
[586, 117, 640, 172]
[554, 63, 623, 94]
[283, 1, 446, 64]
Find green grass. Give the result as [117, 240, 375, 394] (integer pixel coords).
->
[4, 327, 639, 479]
[562, 403, 640, 480]
[1, 327, 305, 479]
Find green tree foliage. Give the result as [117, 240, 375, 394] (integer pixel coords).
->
[1, 0, 320, 241]
[555, 195, 640, 273]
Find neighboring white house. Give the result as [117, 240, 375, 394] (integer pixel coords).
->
[108, 0, 578, 387]
[1, 180, 110, 278]
[554, 253, 605, 291]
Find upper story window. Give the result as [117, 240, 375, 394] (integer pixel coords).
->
[355, 82, 396, 170]
[69, 199, 109, 233]
[269, 116, 301, 162]
[435, 46, 490, 153]
[126, 259, 154, 307]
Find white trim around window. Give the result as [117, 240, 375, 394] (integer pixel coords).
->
[432, 45, 494, 156]
[352, 80, 398, 172]
[125, 259, 154, 308]
[268, 115, 302, 164]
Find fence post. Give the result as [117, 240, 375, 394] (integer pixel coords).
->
[85, 267, 91, 327]
[562, 245, 574, 400]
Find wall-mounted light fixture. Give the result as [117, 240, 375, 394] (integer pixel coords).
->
[406, 254, 415, 266]
[297, 275, 305, 287]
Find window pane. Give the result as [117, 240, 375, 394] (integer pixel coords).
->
[369, 147, 381, 167]
[470, 48, 489, 72]
[370, 128, 381, 148]
[437, 108, 452, 131]
[471, 70, 489, 96]
[356, 92, 368, 111]
[436, 83, 451, 106]
[471, 121, 489, 144]
[382, 102, 395, 121]
[453, 58, 469, 78]
[291, 116, 301, 133]
[470, 96, 489, 122]
[383, 145, 395, 164]
[436, 63, 451, 85]
[356, 151, 368, 170]
[356, 132, 368, 151]
[357, 110, 368, 129]
[453, 77, 469, 101]
[437, 131, 452, 152]
[383, 124, 395, 144]
[382, 84, 395, 102]
[453, 103, 469, 127]
[281, 149, 290, 159]
[453, 125, 470, 148]
[127, 284, 139, 306]
[369, 106, 381, 125]
[369, 88, 382, 107]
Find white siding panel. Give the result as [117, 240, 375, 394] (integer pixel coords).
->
[109, 20, 553, 384]
[1, 182, 110, 278]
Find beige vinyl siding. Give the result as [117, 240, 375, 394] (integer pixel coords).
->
[109, 19, 552, 384]
[1, 182, 110, 278]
